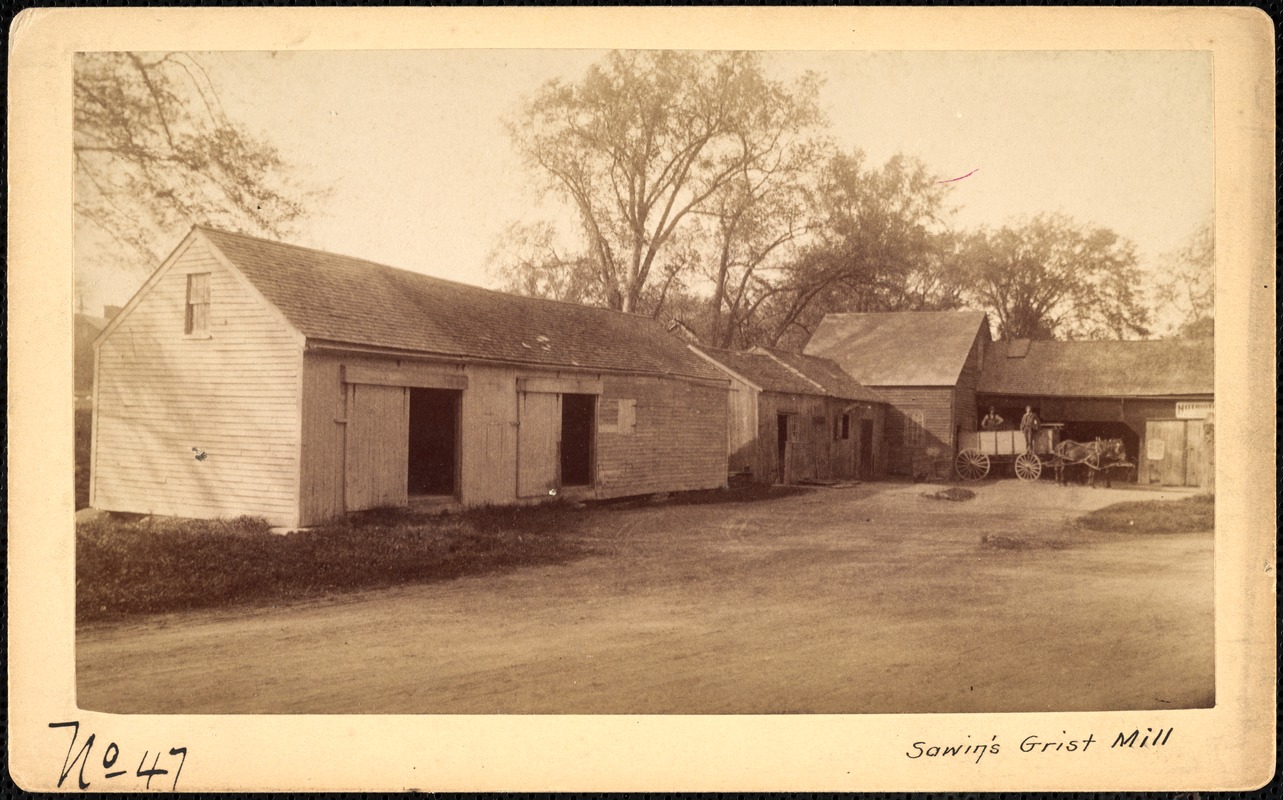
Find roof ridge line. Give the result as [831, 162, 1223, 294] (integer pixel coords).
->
[754, 347, 829, 394]
[193, 225, 657, 323]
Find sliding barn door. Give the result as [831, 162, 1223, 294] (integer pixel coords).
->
[345, 383, 409, 511]
[517, 391, 560, 497]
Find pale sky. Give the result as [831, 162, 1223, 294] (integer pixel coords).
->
[77, 49, 1214, 319]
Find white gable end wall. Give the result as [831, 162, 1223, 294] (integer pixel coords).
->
[91, 236, 304, 527]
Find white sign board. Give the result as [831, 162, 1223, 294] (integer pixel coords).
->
[1176, 401, 1213, 419]
[1147, 438, 1166, 460]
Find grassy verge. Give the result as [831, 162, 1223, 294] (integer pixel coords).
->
[1076, 494, 1214, 533]
[77, 503, 591, 622]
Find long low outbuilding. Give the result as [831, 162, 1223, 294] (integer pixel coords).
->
[691, 345, 888, 484]
[91, 227, 731, 527]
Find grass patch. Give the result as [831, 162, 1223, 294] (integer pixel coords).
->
[1076, 494, 1214, 534]
[77, 503, 591, 622]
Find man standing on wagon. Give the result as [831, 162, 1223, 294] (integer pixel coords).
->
[1020, 406, 1040, 454]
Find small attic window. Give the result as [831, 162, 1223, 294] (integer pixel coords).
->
[185, 273, 210, 335]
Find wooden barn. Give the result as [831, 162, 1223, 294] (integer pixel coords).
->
[690, 345, 887, 484]
[977, 338, 1215, 488]
[803, 311, 992, 479]
[90, 227, 730, 528]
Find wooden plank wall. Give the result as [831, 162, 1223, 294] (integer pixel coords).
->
[92, 238, 303, 526]
[344, 384, 409, 509]
[299, 352, 730, 524]
[596, 375, 728, 497]
[725, 376, 760, 476]
[875, 386, 956, 475]
[953, 326, 989, 436]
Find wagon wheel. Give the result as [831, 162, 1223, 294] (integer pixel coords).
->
[955, 449, 990, 481]
[1015, 452, 1043, 482]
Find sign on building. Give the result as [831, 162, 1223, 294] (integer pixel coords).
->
[1175, 401, 1213, 419]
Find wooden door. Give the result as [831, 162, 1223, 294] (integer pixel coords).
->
[859, 419, 874, 479]
[517, 391, 560, 497]
[813, 416, 830, 480]
[1144, 419, 1190, 486]
[345, 383, 409, 511]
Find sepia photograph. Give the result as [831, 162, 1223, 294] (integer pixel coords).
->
[9, 6, 1275, 793]
[72, 46, 1217, 717]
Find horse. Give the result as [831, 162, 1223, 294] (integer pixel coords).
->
[1052, 438, 1126, 488]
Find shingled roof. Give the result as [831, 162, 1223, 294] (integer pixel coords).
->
[979, 338, 1214, 397]
[693, 345, 884, 403]
[692, 347, 819, 395]
[195, 227, 724, 382]
[750, 347, 886, 403]
[804, 310, 990, 387]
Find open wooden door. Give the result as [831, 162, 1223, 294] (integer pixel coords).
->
[345, 383, 409, 511]
[517, 391, 560, 497]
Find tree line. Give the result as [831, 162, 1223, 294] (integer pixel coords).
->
[75, 50, 1211, 342]
[493, 50, 1211, 346]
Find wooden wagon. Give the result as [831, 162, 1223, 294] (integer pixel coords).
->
[955, 424, 1063, 481]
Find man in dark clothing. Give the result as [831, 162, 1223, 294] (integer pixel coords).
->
[1020, 406, 1040, 453]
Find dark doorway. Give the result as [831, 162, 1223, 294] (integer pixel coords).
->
[408, 388, 460, 496]
[859, 419, 874, 478]
[560, 393, 595, 487]
[776, 414, 790, 483]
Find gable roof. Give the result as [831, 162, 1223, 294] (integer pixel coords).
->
[194, 227, 723, 382]
[803, 310, 989, 387]
[693, 346, 820, 396]
[979, 338, 1214, 397]
[751, 347, 886, 404]
[693, 345, 884, 403]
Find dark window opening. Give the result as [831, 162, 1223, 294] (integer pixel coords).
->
[840, 414, 851, 440]
[560, 393, 595, 487]
[408, 388, 460, 496]
[185, 273, 210, 335]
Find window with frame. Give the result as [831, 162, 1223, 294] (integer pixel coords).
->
[904, 410, 925, 447]
[185, 273, 211, 335]
[840, 413, 852, 440]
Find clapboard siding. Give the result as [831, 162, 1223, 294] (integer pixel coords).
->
[597, 375, 728, 497]
[92, 236, 303, 526]
[876, 386, 955, 475]
[953, 325, 990, 437]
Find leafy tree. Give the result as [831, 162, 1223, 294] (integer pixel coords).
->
[1154, 222, 1214, 338]
[749, 150, 960, 348]
[507, 50, 824, 315]
[75, 52, 321, 294]
[694, 135, 822, 348]
[956, 213, 1151, 341]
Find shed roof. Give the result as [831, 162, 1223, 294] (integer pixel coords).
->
[195, 227, 724, 382]
[979, 338, 1214, 398]
[751, 347, 886, 404]
[803, 310, 989, 387]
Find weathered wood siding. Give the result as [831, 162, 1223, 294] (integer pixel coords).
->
[92, 237, 303, 526]
[726, 376, 760, 476]
[299, 351, 729, 524]
[953, 325, 990, 436]
[344, 384, 409, 510]
[596, 375, 728, 497]
[876, 386, 956, 476]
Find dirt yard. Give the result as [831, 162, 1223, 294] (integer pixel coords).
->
[77, 481, 1213, 714]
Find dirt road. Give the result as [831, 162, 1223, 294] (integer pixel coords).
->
[77, 481, 1213, 714]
